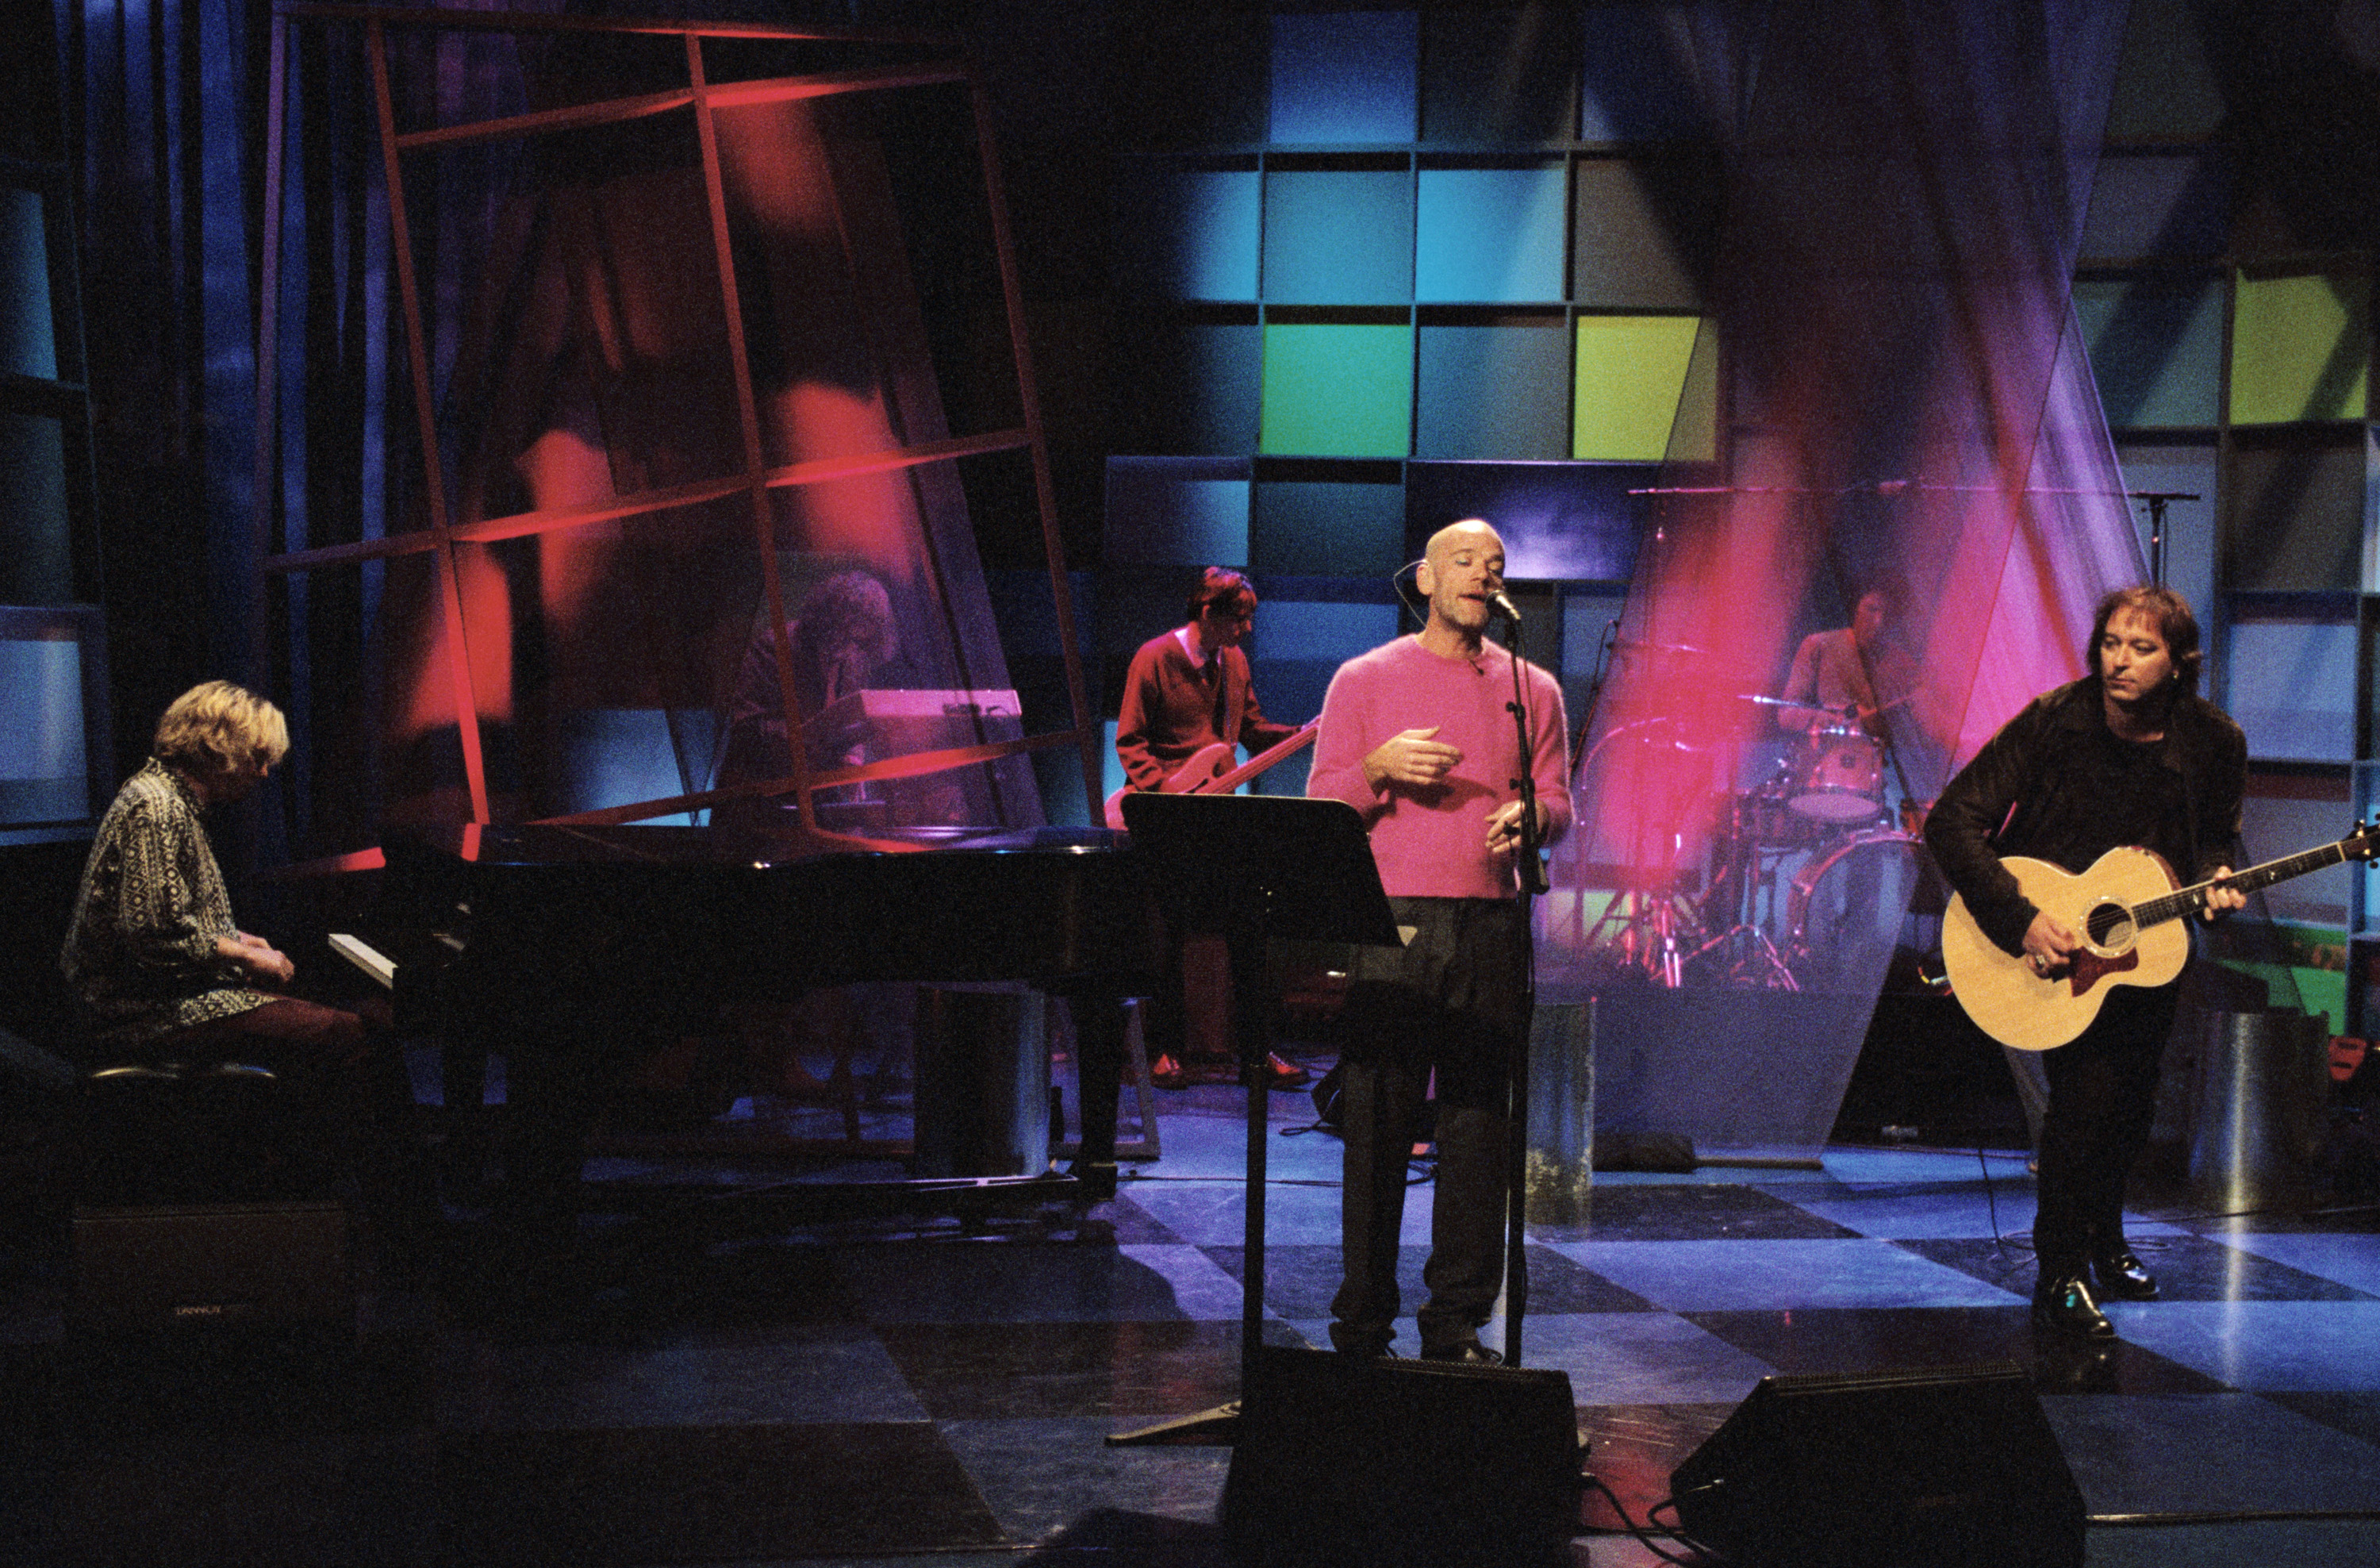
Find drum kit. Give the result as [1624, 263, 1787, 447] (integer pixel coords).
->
[1580, 693, 1942, 993]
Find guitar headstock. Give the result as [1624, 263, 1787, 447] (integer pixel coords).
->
[2347, 819, 2380, 863]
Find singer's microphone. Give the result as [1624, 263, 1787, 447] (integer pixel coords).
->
[1485, 590, 1522, 625]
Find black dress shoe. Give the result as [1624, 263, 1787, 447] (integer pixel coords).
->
[2032, 1274, 2114, 1339]
[1419, 1339, 1503, 1366]
[2091, 1248, 2159, 1301]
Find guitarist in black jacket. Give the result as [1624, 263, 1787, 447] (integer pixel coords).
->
[1924, 586, 2247, 1338]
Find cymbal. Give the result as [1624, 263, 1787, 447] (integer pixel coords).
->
[1614, 636, 1707, 657]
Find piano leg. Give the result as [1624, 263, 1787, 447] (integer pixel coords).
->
[1068, 994, 1127, 1203]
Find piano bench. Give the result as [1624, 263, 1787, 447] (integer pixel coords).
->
[73, 1060, 338, 1209]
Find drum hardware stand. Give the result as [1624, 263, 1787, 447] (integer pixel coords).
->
[1681, 787, 1799, 990]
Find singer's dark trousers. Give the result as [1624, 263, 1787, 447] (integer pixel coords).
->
[1329, 896, 1529, 1355]
[2033, 980, 2180, 1279]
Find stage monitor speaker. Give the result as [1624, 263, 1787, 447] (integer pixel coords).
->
[1222, 1343, 1583, 1568]
[1669, 1361, 2084, 1568]
[70, 1201, 351, 1335]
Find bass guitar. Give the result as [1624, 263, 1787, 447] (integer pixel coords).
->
[1940, 823, 2379, 1051]
[1104, 721, 1320, 831]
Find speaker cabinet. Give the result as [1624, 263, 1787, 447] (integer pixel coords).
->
[71, 1201, 351, 1334]
[1222, 1343, 1584, 1567]
[1670, 1362, 2084, 1568]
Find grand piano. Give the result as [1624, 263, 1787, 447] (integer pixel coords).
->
[339, 817, 1168, 1225]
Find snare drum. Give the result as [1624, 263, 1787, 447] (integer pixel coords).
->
[1788, 724, 1886, 822]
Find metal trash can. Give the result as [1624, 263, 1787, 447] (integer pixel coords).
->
[2189, 1008, 2330, 1214]
[1524, 1001, 1595, 1224]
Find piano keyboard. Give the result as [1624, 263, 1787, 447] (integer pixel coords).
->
[328, 932, 397, 990]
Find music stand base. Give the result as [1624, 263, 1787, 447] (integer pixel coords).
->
[1106, 1401, 1241, 1447]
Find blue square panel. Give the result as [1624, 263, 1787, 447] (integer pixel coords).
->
[2225, 615, 2356, 762]
[1572, 154, 1721, 309]
[1415, 167, 1567, 302]
[1270, 10, 1418, 144]
[1253, 598, 1403, 664]
[1114, 166, 1259, 302]
[1262, 170, 1413, 306]
[2079, 151, 2231, 259]
[1104, 456, 1252, 567]
[1404, 461, 1650, 582]
[1120, 313, 1261, 456]
[1415, 318, 1572, 459]
[1579, 5, 1710, 141]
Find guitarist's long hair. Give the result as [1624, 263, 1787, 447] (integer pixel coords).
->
[2087, 586, 2202, 694]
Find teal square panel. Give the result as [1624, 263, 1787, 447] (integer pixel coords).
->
[1263, 170, 1414, 306]
[1261, 323, 1415, 457]
[1415, 167, 1567, 303]
[1115, 167, 1259, 301]
[1271, 11, 1418, 144]
[1253, 478, 1409, 577]
[1415, 319, 1571, 459]
[1104, 455, 1252, 567]
[1119, 313, 1261, 456]
[2075, 276, 2223, 429]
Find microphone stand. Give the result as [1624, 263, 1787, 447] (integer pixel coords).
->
[1494, 607, 1544, 1366]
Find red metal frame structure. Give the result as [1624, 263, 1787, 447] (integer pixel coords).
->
[254, 4, 1102, 842]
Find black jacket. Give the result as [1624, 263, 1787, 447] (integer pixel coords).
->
[1923, 677, 2246, 957]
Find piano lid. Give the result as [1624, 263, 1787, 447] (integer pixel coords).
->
[411, 820, 1125, 870]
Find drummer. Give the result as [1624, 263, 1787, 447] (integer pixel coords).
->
[1775, 582, 1914, 743]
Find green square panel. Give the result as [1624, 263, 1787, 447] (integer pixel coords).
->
[2075, 276, 2222, 428]
[1572, 154, 1720, 310]
[1261, 322, 1414, 457]
[2230, 269, 2370, 425]
[1253, 473, 1408, 577]
[1573, 315, 1703, 461]
[1262, 169, 1414, 306]
[1415, 318, 1571, 459]
[1415, 167, 1567, 303]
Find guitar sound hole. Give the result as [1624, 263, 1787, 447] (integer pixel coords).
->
[2087, 901, 2136, 950]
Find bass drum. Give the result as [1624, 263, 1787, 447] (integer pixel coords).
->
[1784, 832, 1941, 991]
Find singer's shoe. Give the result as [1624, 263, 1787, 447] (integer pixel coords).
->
[2091, 1247, 2159, 1301]
[2032, 1274, 2115, 1339]
[1420, 1337, 1502, 1366]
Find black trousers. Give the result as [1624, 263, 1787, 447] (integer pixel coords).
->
[2033, 981, 2180, 1278]
[1329, 897, 1529, 1353]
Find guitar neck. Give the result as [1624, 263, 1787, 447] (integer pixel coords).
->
[2133, 840, 2351, 929]
[1188, 720, 1319, 797]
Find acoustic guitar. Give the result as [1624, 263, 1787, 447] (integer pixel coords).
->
[1104, 720, 1320, 831]
[1940, 823, 2379, 1051]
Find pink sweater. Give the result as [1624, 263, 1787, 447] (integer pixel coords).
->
[1307, 635, 1572, 900]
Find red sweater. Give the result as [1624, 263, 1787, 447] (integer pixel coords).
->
[1115, 628, 1296, 792]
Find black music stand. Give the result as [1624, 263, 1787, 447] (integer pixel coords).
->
[1107, 793, 1403, 1445]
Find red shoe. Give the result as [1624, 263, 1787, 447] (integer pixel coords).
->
[1262, 1052, 1311, 1090]
[1150, 1053, 1194, 1090]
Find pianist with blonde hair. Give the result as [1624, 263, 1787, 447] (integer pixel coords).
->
[62, 679, 436, 1270]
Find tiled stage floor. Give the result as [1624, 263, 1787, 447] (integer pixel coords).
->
[3, 1047, 2378, 1566]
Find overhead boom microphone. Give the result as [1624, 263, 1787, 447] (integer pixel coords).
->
[1486, 590, 1522, 625]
